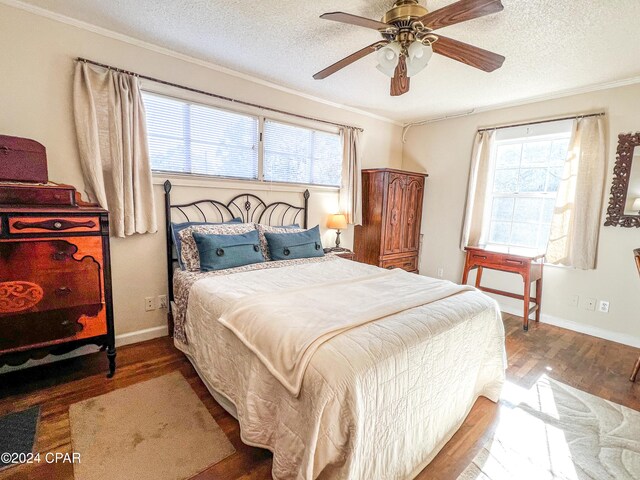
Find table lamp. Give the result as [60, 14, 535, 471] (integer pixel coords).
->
[327, 214, 348, 250]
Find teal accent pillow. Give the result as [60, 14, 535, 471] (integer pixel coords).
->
[192, 230, 265, 271]
[172, 218, 242, 270]
[264, 225, 325, 261]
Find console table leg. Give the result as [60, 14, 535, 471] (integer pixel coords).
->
[523, 273, 531, 331]
[106, 345, 116, 378]
[475, 266, 484, 288]
[535, 272, 543, 323]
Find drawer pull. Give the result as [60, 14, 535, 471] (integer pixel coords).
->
[13, 219, 96, 231]
[55, 286, 73, 296]
[472, 254, 487, 260]
[505, 259, 523, 265]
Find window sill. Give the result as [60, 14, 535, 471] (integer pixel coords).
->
[152, 172, 340, 193]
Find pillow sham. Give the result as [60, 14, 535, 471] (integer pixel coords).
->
[193, 230, 264, 272]
[264, 225, 325, 261]
[179, 223, 256, 271]
[256, 224, 304, 260]
[171, 218, 242, 270]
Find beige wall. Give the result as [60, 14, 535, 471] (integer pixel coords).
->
[0, 4, 403, 338]
[403, 82, 640, 346]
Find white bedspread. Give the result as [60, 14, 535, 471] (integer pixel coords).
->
[176, 258, 506, 480]
[219, 268, 474, 396]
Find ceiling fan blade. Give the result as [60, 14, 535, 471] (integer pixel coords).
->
[320, 12, 397, 33]
[417, 0, 504, 31]
[390, 56, 410, 97]
[432, 35, 505, 72]
[313, 41, 388, 80]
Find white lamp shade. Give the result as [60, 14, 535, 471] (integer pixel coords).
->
[376, 42, 402, 77]
[406, 41, 433, 77]
[632, 198, 640, 211]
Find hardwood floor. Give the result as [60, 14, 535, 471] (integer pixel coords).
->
[1, 313, 639, 480]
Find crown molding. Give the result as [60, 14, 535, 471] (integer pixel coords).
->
[403, 75, 640, 127]
[0, 0, 402, 127]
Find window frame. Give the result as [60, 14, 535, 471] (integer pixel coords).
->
[480, 126, 573, 253]
[141, 84, 343, 189]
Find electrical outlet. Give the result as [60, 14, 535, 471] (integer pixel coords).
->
[582, 297, 596, 311]
[437, 267, 444, 278]
[158, 295, 168, 309]
[570, 295, 579, 308]
[598, 300, 610, 313]
[144, 296, 155, 312]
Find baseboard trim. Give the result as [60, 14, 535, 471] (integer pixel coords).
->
[498, 303, 640, 349]
[0, 325, 169, 374]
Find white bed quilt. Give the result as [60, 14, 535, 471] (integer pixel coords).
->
[177, 258, 506, 480]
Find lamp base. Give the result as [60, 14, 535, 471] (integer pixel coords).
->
[334, 229, 342, 249]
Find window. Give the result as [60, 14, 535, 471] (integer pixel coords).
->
[142, 92, 343, 187]
[483, 121, 573, 251]
[263, 120, 342, 187]
[143, 92, 259, 180]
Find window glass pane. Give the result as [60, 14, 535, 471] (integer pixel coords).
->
[521, 141, 551, 166]
[264, 121, 342, 186]
[513, 197, 543, 223]
[541, 198, 556, 224]
[491, 197, 514, 221]
[142, 92, 258, 179]
[546, 166, 564, 192]
[510, 222, 538, 247]
[495, 144, 521, 168]
[518, 168, 547, 192]
[489, 222, 511, 244]
[493, 169, 518, 193]
[550, 138, 570, 164]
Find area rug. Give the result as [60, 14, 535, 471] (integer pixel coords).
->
[0, 406, 40, 471]
[69, 372, 235, 480]
[458, 375, 640, 480]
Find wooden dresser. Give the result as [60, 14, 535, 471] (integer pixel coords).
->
[0, 197, 116, 376]
[354, 168, 427, 273]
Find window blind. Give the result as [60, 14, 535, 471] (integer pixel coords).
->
[263, 120, 342, 187]
[143, 92, 259, 179]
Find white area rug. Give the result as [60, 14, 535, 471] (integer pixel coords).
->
[458, 375, 640, 480]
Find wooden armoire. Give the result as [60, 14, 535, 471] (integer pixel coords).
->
[354, 168, 427, 273]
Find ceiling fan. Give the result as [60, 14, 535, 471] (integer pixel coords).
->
[313, 0, 505, 96]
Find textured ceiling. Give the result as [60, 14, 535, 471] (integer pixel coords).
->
[16, 0, 640, 123]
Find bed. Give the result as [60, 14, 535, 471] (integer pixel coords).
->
[163, 181, 506, 480]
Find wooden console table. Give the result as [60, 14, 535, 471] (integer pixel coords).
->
[461, 246, 545, 331]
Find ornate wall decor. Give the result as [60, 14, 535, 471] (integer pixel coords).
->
[0, 281, 44, 313]
[604, 132, 640, 227]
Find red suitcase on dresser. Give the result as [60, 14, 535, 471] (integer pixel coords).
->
[0, 135, 48, 184]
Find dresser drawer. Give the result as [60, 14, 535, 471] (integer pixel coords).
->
[9, 216, 100, 234]
[381, 255, 418, 272]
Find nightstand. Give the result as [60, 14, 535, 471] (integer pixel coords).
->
[325, 248, 355, 260]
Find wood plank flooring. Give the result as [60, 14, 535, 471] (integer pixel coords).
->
[1, 313, 639, 480]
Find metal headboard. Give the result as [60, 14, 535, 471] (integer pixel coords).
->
[163, 180, 310, 336]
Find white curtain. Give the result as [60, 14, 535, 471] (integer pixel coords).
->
[546, 116, 606, 269]
[340, 127, 363, 225]
[460, 130, 496, 249]
[73, 62, 157, 238]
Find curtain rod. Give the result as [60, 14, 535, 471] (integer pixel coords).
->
[76, 58, 364, 133]
[477, 112, 605, 133]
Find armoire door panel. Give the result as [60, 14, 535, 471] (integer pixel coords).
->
[383, 173, 406, 255]
[401, 177, 424, 253]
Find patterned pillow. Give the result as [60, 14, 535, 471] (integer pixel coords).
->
[179, 223, 256, 271]
[256, 224, 304, 260]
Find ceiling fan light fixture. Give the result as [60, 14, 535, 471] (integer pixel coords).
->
[406, 41, 433, 77]
[376, 42, 402, 77]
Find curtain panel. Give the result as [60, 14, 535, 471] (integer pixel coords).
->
[73, 62, 157, 238]
[547, 116, 607, 269]
[340, 127, 363, 225]
[460, 130, 496, 250]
